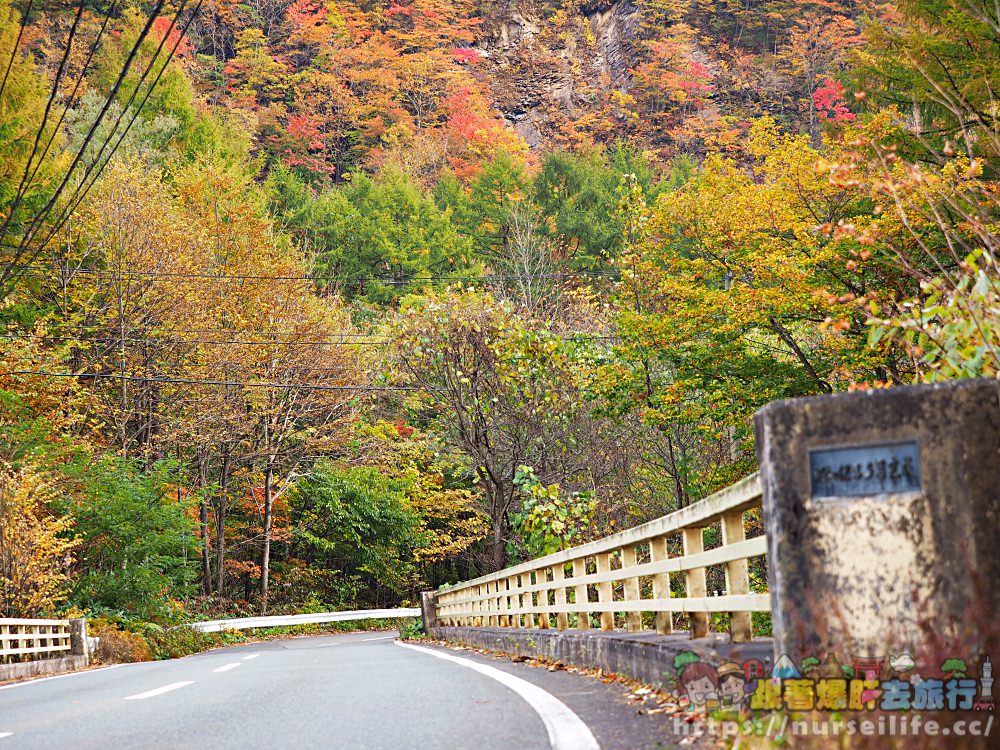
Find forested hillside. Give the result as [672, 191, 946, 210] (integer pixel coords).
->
[1, 0, 997, 640]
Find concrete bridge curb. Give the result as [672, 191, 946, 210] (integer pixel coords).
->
[428, 625, 773, 689]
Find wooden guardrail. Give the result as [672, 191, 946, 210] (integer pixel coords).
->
[435, 473, 768, 642]
[0, 618, 73, 663]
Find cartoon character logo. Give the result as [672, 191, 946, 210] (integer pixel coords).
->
[974, 655, 994, 712]
[772, 653, 802, 679]
[717, 662, 748, 710]
[851, 655, 884, 680]
[743, 658, 766, 690]
[889, 653, 915, 675]
[680, 660, 720, 712]
[670, 652, 770, 713]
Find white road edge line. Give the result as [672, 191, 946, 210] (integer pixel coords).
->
[124, 681, 195, 700]
[395, 641, 600, 750]
[360, 636, 394, 641]
[0, 664, 122, 692]
[0, 733, 12, 739]
[212, 663, 242, 673]
[242, 653, 261, 660]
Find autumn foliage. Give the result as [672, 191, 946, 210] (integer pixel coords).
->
[0, 468, 78, 618]
[0, 0, 996, 634]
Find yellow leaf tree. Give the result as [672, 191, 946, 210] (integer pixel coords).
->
[0, 466, 79, 617]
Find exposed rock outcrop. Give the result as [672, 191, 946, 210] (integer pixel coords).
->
[474, 0, 641, 146]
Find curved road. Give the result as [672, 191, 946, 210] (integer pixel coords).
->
[0, 632, 679, 749]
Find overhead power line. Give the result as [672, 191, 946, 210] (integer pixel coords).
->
[0, 370, 421, 392]
[21, 0, 123, 202]
[11, 264, 617, 284]
[0, 331, 623, 347]
[91, 361, 369, 373]
[0, 0, 87, 245]
[2, 0, 172, 285]
[0, 0, 34, 106]
[0, 332, 387, 346]
[1, 0, 206, 295]
[19, 324, 379, 335]
[24, 0, 203, 267]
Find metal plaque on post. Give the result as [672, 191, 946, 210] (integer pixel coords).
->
[809, 440, 921, 499]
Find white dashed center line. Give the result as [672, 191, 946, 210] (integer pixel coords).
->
[242, 653, 260, 660]
[125, 682, 194, 700]
[212, 663, 242, 673]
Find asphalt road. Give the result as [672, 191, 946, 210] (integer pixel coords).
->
[0, 632, 683, 750]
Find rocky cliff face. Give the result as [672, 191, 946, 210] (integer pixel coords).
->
[585, 0, 640, 82]
[473, 0, 642, 147]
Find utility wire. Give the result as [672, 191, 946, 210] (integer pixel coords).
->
[27, 0, 200, 263]
[0, 369, 421, 392]
[0, 0, 170, 289]
[0, 332, 387, 346]
[11, 264, 616, 283]
[22, 0, 123, 199]
[0, 331, 621, 346]
[12, 0, 170, 245]
[16, 324, 382, 336]
[85, 361, 371, 372]
[0, 0, 86, 244]
[17, 324, 380, 336]
[0, 0, 33, 104]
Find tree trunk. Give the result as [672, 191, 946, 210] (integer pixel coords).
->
[260, 460, 274, 615]
[201, 499, 212, 595]
[216, 448, 231, 595]
[198, 453, 212, 595]
[491, 521, 505, 572]
[479, 470, 508, 572]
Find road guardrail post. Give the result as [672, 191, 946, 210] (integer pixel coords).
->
[420, 591, 438, 634]
[755, 377, 1000, 664]
[69, 618, 90, 663]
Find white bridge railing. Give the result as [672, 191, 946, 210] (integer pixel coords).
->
[0, 618, 74, 663]
[188, 608, 421, 633]
[435, 473, 767, 642]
